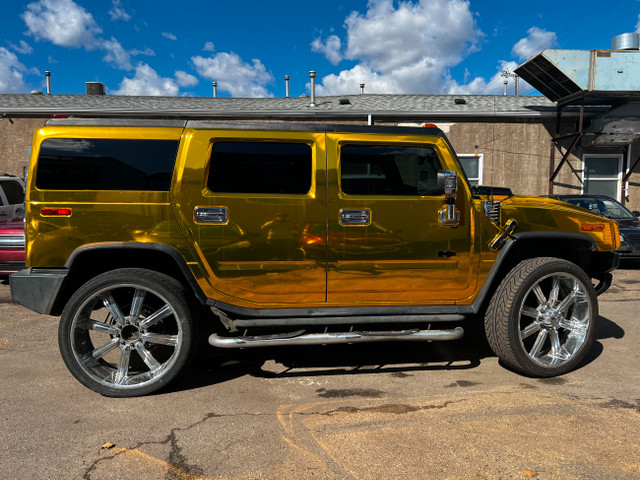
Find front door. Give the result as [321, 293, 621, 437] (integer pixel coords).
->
[326, 133, 476, 305]
[174, 129, 327, 306]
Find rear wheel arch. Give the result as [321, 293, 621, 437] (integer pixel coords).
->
[51, 243, 207, 316]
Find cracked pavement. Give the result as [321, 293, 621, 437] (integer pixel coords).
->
[1, 266, 639, 479]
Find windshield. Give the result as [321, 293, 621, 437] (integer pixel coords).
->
[561, 197, 635, 220]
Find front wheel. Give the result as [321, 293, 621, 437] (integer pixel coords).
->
[59, 269, 195, 397]
[484, 257, 598, 377]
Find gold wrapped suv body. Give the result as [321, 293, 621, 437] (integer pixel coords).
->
[11, 119, 620, 396]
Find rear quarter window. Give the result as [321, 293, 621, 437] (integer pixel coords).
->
[35, 138, 179, 191]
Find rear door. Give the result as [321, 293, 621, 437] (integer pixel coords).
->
[174, 128, 327, 306]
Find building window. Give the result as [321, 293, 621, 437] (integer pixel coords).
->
[458, 154, 483, 186]
[208, 141, 312, 194]
[340, 144, 443, 196]
[582, 154, 622, 199]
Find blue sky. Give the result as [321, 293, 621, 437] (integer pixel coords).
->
[1, 0, 640, 97]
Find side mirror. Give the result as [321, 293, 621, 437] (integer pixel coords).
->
[633, 211, 640, 218]
[438, 170, 459, 226]
[434, 170, 458, 196]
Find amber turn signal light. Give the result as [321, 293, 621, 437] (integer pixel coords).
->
[579, 223, 605, 232]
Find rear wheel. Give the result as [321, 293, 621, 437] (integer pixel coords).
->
[59, 269, 195, 397]
[484, 257, 597, 377]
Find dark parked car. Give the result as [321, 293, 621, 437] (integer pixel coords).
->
[546, 194, 640, 259]
[0, 220, 25, 276]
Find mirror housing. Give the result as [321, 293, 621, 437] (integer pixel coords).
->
[438, 170, 459, 226]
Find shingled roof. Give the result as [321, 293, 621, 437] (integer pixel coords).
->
[0, 93, 557, 121]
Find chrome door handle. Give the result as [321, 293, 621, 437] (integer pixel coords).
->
[339, 208, 371, 226]
[194, 206, 228, 224]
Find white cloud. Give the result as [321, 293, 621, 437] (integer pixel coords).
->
[162, 32, 177, 41]
[192, 52, 274, 97]
[311, 35, 343, 65]
[131, 47, 155, 57]
[175, 70, 198, 87]
[102, 37, 132, 69]
[512, 27, 557, 61]
[0, 48, 28, 93]
[10, 40, 34, 55]
[22, 0, 102, 49]
[316, 64, 399, 95]
[316, 0, 482, 95]
[203, 42, 215, 52]
[446, 60, 533, 95]
[113, 63, 179, 96]
[21, 0, 161, 74]
[109, 0, 131, 22]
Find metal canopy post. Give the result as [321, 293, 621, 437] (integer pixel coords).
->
[549, 102, 585, 194]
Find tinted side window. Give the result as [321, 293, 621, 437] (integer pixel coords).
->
[36, 139, 179, 191]
[207, 141, 312, 194]
[0, 181, 24, 204]
[341, 144, 442, 195]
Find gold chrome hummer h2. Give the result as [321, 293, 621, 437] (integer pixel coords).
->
[11, 118, 620, 396]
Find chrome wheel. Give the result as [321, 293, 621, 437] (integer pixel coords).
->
[485, 257, 598, 377]
[518, 273, 592, 367]
[59, 269, 194, 396]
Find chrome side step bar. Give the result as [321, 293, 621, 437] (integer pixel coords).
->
[209, 327, 464, 349]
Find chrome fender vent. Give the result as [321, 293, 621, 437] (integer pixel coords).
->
[483, 200, 502, 224]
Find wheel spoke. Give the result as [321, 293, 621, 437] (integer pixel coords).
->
[91, 338, 120, 360]
[135, 343, 161, 371]
[559, 317, 588, 337]
[141, 332, 178, 346]
[102, 295, 125, 326]
[114, 345, 131, 385]
[139, 305, 172, 330]
[87, 320, 119, 335]
[549, 329, 562, 360]
[130, 289, 146, 319]
[548, 278, 560, 306]
[533, 285, 547, 306]
[529, 329, 548, 358]
[522, 306, 539, 319]
[555, 289, 580, 314]
[520, 321, 542, 340]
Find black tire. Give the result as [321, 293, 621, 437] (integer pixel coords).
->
[484, 257, 598, 377]
[59, 268, 195, 397]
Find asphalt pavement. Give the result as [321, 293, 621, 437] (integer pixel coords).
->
[1, 266, 639, 479]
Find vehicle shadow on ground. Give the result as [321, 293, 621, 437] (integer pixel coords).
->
[581, 315, 625, 366]
[168, 320, 491, 394]
[167, 315, 625, 394]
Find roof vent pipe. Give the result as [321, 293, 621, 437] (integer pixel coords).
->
[360, 83, 365, 94]
[285, 75, 290, 98]
[309, 71, 317, 107]
[212, 82, 218, 98]
[45, 71, 51, 95]
[612, 33, 640, 50]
